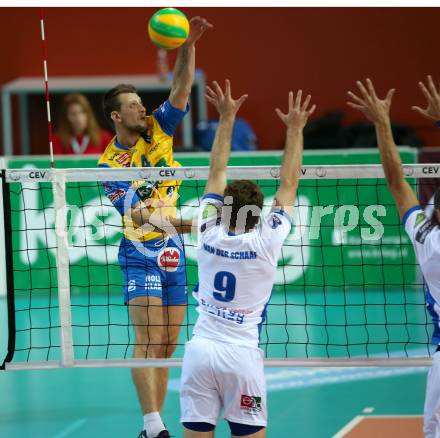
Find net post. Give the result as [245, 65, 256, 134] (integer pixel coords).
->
[0, 170, 16, 370]
[53, 169, 74, 367]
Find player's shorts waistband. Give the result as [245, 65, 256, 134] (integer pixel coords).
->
[190, 335, 264, 354]
[121, 235, 183, 248]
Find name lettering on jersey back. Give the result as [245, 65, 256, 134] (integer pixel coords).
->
[203, 243, 257, 260]
[200, 298, 245, 324]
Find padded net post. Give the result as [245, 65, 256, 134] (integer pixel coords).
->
[53, 170, 74, 367]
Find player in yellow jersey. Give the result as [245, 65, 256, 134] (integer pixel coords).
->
[97, 16, 212, 438]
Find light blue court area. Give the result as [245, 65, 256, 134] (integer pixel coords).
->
[0, 365, 428, 437]
[0, 289, 433, 437]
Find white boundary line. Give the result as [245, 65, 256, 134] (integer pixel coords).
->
[332, 415, 365, 438]
[52, 418, 87, 438]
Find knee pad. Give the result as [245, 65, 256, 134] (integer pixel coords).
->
[228, 421, 265, 436]
[183, 422, 216, 432]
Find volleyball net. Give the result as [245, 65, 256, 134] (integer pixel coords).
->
[1, 164, 439, 370]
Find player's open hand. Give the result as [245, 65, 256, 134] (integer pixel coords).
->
[347, 78, 395, 125]
[186, 16, 213, 46]
[275, 90, 316, 130]
[412, 75, 440, 122]
[205, 80, 248, 118]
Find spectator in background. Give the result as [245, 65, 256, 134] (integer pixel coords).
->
[53, 93, 113, 155]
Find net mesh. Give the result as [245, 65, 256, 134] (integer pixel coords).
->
[1, 165, 439, 368]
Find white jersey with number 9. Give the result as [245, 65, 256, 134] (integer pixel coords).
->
[193, 193, 292, 348]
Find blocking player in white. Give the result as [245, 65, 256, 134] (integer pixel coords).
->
[347, 77, 440, 438]
[179, 80, 315, 438]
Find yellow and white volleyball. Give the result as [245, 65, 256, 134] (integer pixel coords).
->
[148, 8, 190, 50]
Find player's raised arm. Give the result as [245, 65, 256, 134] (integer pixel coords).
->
[203, 80, 248, 196]
[347, 78, 419, 219]
[412, 75, 440, 122]
[169, 16, 213, 111]
[274, 90, 315, 215]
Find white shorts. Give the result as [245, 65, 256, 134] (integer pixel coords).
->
[180, 336, 267, 427]
[424, 351, 440, 438]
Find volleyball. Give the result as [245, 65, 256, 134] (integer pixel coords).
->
[148, 8, 190, 50]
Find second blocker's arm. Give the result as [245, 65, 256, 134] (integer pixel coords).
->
[347, 78, 419, 218]
[204, 80, 248, 197]
[274, 90, 316, 216]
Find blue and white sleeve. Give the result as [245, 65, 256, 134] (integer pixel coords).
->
[153, 99, 189, 137]
[101, 181, 142, 216]
[260, 208, 293, 265]
[197, 193, 224, 241]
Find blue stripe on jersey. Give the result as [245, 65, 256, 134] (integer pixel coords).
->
[273, 209, 293, 224]
[114, 138, 129, 150]
[426, 286, 440, 345]
[98, 163, 111, 168]
[402, 205, 423, 227]
[202, 193, 224, 202]
[258, 299, 270, 342]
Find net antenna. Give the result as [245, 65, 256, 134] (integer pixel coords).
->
[39, 8, 55, 168]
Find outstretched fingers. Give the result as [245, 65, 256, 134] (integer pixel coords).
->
[411, 105, 427, 117]
[419, 80, 432, 102]
[347, 91, 365, 106]
[366, 78, 378, 99]
[275, 108, 284, 118]
[427, 75, 438, 97]
[356, 80, 371, 101]
[236, 94, 248, 107]
[288, 91, 294, 112]
[205, 85, 217, 98]
[212, 81, 224, 99]
[225, 79, 231, 98]
[302, 94, 311, 112]
[385, 88, 395, 105]
[295, 90, 302, 110]
[205, 93, 217, 106]
[347, 101, 366, 110]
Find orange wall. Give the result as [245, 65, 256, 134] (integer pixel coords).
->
[1, 7, 440, 154]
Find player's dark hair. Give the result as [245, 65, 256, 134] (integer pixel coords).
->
[224, 180, 264, 231]
[102, 84, 138, 126]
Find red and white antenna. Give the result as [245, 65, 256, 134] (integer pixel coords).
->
[39, 8, 55, 168]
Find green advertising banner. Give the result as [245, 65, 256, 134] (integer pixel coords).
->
[4, 148, 418, 299]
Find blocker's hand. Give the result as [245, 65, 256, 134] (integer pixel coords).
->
[205, 80, 248, 118]
[347, 78, 395, 125]
[275, 90, 316, 130]
[185, 16, 213, 45]
[412, 75, 440, 122]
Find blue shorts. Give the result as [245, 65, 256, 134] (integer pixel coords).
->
[118, 236, 187, 306]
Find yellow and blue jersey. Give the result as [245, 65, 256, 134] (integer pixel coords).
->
[98, 99, 189, 242]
